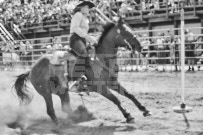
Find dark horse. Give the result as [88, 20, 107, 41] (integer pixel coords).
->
[13, 18, 151, 124]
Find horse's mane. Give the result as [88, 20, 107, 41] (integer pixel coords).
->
[98, 23, 115, 46]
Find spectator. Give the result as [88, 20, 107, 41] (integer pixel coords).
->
[19, 41, 26, 57]
[172, 35, 181, 69]
[1, 0, 74, 27]
[198, 0, 203, 5]
[129, 0, 137, 7]
[64, 45, 70, 50]
[174, 0, 179, 12]
[168, 0, 175, 13]
[148, 3, 155, 15]
[25, 40, 33, 52]
[4, 42, 14, 53]
[148, 39, 157, 64]
[0, 43, 3, 64]
[156, 33, 166, 64]
[179, 0, 185, 9]
[170, 38, 176, 64]
[186, 0, 195, 6]
[53, 37, 62, 51]
[165, 30, 174, 63]
[117, 47, 130, 65]
[21, 0, 24, 5]
[131, 50, 139, 65]
[185, 29, 195, 71]
[141, 0, 146, 11]
[165, 30, 174, 43]
[154, 0, 160, 10]
[13, 42, 20, 54]
[119, 0, 133, 17]
[141, 34, 150, 65]
[46, 45, 53, 54]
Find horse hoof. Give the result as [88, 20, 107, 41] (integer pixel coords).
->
[53, 119, 59, 125]
[143, 111, 152, 117]
[126, 117, 135, 123]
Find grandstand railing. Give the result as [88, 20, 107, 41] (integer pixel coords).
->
[0, 27, 203, 71]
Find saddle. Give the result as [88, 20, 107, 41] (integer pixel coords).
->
[49, 48, 118, 94]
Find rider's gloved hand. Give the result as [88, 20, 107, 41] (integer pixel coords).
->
[85, 35, 97, 45]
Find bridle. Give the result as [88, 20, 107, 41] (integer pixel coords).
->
[115, 25, 137, 52]
[96, 23, 137, 53]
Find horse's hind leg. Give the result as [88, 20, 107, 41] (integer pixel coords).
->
[57, 88, 72, 114]
[109, 81, 151, 117]
[43, 93, 58, 124]
[97, 86, 134, 123]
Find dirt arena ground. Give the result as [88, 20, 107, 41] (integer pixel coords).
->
[0, 70, 203, 135]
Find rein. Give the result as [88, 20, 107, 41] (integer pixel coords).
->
[74, 45, 117, 78]
[97, 45, 118, 51]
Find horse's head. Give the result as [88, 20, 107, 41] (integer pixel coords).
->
[114, 18, 142, 52]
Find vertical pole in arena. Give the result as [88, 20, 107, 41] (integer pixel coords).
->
[173, 9, 192, 113]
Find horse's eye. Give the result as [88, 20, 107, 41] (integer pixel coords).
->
[117, 29, 120, 34]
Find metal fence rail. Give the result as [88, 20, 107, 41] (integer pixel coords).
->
[0, 28, 203, 71]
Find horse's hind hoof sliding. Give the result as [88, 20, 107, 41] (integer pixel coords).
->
[143, 110, 152, 117]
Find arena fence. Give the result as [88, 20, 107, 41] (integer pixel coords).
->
[0, 27, 203, 72]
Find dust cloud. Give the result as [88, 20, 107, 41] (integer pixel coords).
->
[0, 71, 94, 135]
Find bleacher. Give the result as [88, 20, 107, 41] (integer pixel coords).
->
[0, 0, 203, 71]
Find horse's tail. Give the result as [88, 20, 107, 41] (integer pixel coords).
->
[13, 71, 32, 104]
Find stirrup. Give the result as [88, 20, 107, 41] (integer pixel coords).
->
[69, 75, 87, 90]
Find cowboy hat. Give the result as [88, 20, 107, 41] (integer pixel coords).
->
[75, 0, 95, 9]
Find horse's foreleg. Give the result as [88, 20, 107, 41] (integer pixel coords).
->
[109, 81, 152, 117]
[43, 93, 58, 124]
[57, 88, 72, 114]
[96, 85, 134, 123]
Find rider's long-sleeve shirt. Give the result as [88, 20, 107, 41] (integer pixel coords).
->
[70, 12, 89, 38]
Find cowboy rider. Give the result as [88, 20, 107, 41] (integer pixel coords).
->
[68, 0, 97, 88]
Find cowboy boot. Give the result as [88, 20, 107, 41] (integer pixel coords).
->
[69, 74, 87, 90]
